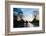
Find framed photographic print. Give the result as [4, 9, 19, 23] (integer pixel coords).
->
[5, 1, 45, 36]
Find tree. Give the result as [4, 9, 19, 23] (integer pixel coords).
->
[13, 8, 25, 28]
[30, 10, 39, 27]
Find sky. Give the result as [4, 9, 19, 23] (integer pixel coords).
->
[21, 8, 39, 16]
[13, 8, 39, 21]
